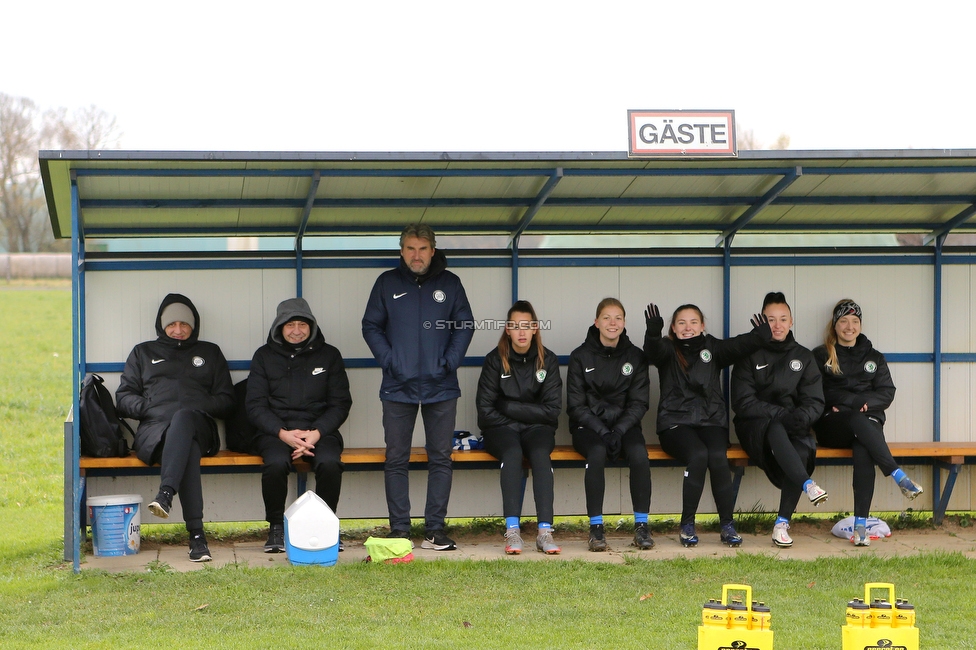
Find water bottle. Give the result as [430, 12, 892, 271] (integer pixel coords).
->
[869, 598, 892, 628]
[728, 602, 750, 629]
[845, 598, 869, 628]
[702, 599, 728, 628]
[750, 601, 771, 631]
[894, 598, 916, 628]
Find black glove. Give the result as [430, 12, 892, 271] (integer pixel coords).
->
[602, 430, 622, 460]
[750, 312, 772, 341]
[780, 410, 809, 436]
[645, 303, 664, 337]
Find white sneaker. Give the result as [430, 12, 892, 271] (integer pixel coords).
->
[852, 524, 870, 547]
[805, 481, 828, 506]
[772, 522, 793, 548]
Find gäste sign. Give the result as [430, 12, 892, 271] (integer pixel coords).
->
[628, 109, 736, 157]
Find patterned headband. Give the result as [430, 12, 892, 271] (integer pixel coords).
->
[832, 300, 862, 326]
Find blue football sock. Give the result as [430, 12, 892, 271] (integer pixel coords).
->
[775, 516, 789, 526]
[802, 479, 814, 492]
[634, 512, 648, 524]
[505, 517, 520, 530]
[854, 516, 867, 529]
[891, 468, 907, 484]
[590, 515, 604, 526]
[538, 522, 552, 530]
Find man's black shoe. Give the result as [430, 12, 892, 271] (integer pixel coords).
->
[147, 488, 174, 519]
[421, 529, 457, 551]
[264, 523, 285, 553]
[188, 530, 212, 562]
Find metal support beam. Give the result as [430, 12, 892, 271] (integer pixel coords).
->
[715, 167, 802, 245]
[923, 202, 976, 245]
[509, 168, 563, 245]
[511, 234, 520, 303]
[69, 173, 83, 573]
[295, 171, 321, 297]
[933, 460, 961, 526]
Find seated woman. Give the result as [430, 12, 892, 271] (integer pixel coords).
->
[644, 302, 770, 547]
[731, 292, 827, 548]
[567, 298, 652, 552]
[812, 299, 923, 546]
[116, 294, 235, 562]
[477, 300, 562, 555]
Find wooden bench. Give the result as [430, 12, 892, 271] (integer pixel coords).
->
[80, 442, 976, 526]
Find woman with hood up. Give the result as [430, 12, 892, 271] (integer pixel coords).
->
[116, 293, 235, 562]
[246, 298, 352, 554]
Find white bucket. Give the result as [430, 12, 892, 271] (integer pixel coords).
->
[87, 494, 142, 556]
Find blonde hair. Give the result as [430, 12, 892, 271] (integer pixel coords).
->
[822, 298, 858, 375]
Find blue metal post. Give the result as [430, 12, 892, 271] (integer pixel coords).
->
[295, 171, 321, 298]
[511, 234, 520, 303]
[932, 235, 945, 512]
[70, 174, 83, 573]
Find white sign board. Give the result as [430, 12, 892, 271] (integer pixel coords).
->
[628, 110, 736, 157]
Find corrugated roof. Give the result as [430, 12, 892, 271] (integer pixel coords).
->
[39, 150, 976, 243]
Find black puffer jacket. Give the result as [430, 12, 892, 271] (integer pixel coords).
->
[566, 326, 649, 436]
[644, 320, 771, 432]
[116, 294, 235, 464]
[731, 333, 824, 487]
[476, 346, 562, 432]
[812, 334, 895, 424]
[246, 298, 352, 445]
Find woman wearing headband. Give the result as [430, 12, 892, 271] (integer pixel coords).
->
[812, 299, 923, 546]
[732, 292, 827, 548]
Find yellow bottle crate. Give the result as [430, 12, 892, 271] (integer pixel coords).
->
[698, 583, 774, 650]
[842, 582, 919, 650]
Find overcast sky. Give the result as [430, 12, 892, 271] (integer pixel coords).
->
[6, 1, 974, 152]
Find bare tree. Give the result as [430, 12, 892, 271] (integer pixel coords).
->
[0, 93, 121, 251]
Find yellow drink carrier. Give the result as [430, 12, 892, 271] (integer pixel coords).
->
[842, 582, 919, 650]
[698, 583, 773, 650]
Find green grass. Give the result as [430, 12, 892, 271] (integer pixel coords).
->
[2, 282, 976, 648]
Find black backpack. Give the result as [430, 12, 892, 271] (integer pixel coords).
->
[224, 377, 257, 453]
[79, 373, 134, 457]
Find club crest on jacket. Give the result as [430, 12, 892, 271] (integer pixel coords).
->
[621, 363, 633, 376]
[433, 290, 446, 303]
[536, 369, 547, 383]
[700, 350, 712, 363]
[790, 359, 803, 372]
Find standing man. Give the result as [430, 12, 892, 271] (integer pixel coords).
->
[246, 298, 352, 553]
[116, 293, 235, 562]
[362, 224, 474, 550]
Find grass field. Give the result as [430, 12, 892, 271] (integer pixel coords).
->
[1, 282, 975, 648]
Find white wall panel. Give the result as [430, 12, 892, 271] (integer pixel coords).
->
[941, 363, 974, 442]
[942, 266, 973, 353]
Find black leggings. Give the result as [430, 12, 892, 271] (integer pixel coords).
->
[571, 426, 651, 518]
[482, 425, 556, 524]
[152, 409, 217, 532]
[658, 425, 735, 527]
[766, 420, 815, 520]
[814, 410, 898, 518]
[252, 432, 344, 524]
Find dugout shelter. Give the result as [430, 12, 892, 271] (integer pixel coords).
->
[41, 149, 976, 571]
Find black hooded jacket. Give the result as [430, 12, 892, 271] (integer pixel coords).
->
[812, 333, 895, 424]
[644, 320, 771, 432]
[566, 326, 649, 436]
[731, 333, 824, 486]
[476, 346, 562, 433]
[246, 298, 352, 443]
[116, 293, 235, 464]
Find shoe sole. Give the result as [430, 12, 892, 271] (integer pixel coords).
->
[537, 547, 561, 554]
[264, 546, 284, 554]
[853, 540, 871, 547]
[680, 538, 698, 548]
[810, 493, 828, 506]
[147, 502, 170, 519]
[588, 542, 608, 552]
[505, 547, 522, 555]
[633, 540, 655, 550]
[772, 538, 793, 548]
[903, 488, 923, 500]
[722, 538, 743, 547]
[189, 553, 212, 562]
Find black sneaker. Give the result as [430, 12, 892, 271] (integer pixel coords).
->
[421, 529, 457, 551]
[147, 488, 173, 519]
[264, 523, 284, 553]
[188, 531, 212, 562]
[633, 522, 654, 550]
[720, 523, 743, 547]
[588, 524, 608, 552]
[387, 529, 411, 540]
